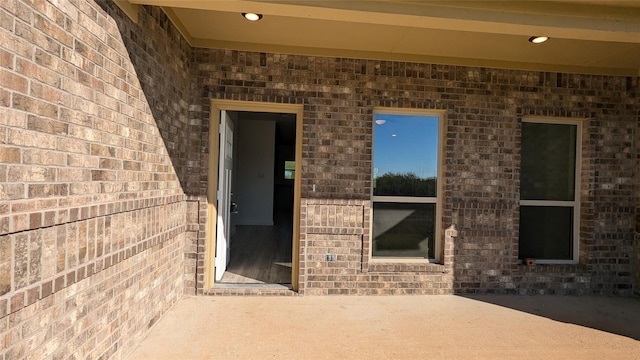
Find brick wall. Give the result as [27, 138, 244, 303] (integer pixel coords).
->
[96, 0, 200, 298]
[637, 103, 640, 295]
[636, 234, 640, 295]
[192, 50, 637, 295]
[1, 0, 190, 358]
[298, 199, 454, 295]
[1, 1, 637, 357]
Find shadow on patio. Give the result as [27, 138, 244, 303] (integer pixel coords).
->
[462, 294, 640, 341]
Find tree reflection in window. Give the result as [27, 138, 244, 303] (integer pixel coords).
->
[372, 113, 440, 260]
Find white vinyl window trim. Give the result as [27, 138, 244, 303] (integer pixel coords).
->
[520, 116, 582, 264]
[370, 108, 445, 263]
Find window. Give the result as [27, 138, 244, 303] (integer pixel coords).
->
[371, 110, 442, 261]
[519, 118, 581, 263]
[284, 160, 295, 180]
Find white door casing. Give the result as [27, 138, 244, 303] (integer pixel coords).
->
[215, 110, 234, 281]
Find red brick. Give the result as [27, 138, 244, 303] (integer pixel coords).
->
[30, 82, 72, 107]
[0, 235, 10, 295]
[0, 184, 25, 200]
[28, 184, 69, 198]
[10, 292, 25, 313]
[33, 13, 73, 47]
[0, 28, 34, 59]
[6, 128, 57, 149]
[57, 137, 90, 154]
[15, 58, 59, 87]
[99, 158, 122, 170]
[0, 146, 20, 163]
[0, 68, 28, 94]
[23, 149, 66, 166]
[25, 286, 39, 306]
[7, 166, 56, 182]
[11, 213, 29, 233]
[0, 87, 9, 107]
[57, 168, 90, 182]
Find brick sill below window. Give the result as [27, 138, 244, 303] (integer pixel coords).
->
[368, 262, 446, 273]
[517, 263, 588, 272]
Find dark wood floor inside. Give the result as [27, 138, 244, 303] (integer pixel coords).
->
[219, 211, 293, 285]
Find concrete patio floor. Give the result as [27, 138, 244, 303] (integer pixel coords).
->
[128, 295, 640, 360]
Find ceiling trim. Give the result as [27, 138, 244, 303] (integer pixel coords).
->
[136, 0, 640, 43]
[114, 0, 139, 23]
[141, 1, 640, 76]
[162, 7, 194, 45]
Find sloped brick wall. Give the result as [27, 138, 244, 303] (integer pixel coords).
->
[192, 50, 637, 295]
[96, 0, 200, 296]
[1, 1, 190, 358]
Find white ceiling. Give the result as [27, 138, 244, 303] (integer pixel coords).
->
[123, 0, 640, 76]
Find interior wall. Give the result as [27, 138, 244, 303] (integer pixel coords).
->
[229, 111, 239, 236]
[236, 119, 276, 225]
[0, 1, 191, 358]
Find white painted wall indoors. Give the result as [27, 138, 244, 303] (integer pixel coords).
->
[236, 119, 275, 225]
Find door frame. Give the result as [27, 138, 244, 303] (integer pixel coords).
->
[206, 100, 303, 291]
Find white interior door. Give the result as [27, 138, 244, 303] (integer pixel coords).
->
[215, 110, 234, 281]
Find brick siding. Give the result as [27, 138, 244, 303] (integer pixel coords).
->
[97, 0, 201, 296]
[636, 235, 640, 295]
[192, 49, 638, 296]
[1, 0, 190, 358]
[1, 0, 638, 358]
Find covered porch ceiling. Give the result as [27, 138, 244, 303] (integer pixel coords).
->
[119, 0, 640, 76]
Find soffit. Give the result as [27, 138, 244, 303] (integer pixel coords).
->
[125, 0, 640, 76]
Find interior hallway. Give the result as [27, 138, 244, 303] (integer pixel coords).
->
[127, 295, 640, 359]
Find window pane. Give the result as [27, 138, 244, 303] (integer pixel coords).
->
[284, 161, 295, 170]
[284, 161, 295, 179]
[521, 122, 576, 201]
[373, 114, 438, 197]
[519, 206, 573, 260]
[284, 170, 294, 179]
[372, 202, 435, 258]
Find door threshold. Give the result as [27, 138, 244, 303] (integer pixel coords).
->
[214, 283, 292, 289]
[205, 283, 296, 296]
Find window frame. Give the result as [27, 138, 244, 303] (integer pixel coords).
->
[519, 116, 582, 264]
[370, 108, 445, 263]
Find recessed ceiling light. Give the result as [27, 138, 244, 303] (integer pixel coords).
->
[242, 12, 263, 21]
[528, 36, 549, 44]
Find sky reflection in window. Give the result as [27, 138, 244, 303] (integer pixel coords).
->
[373, 114, 439, 197]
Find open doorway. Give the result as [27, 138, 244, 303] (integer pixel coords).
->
[220, 111, 296, 285]
[206, 100, 302, 291]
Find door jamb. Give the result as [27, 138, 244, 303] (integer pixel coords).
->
[206, 100, 303, 291]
